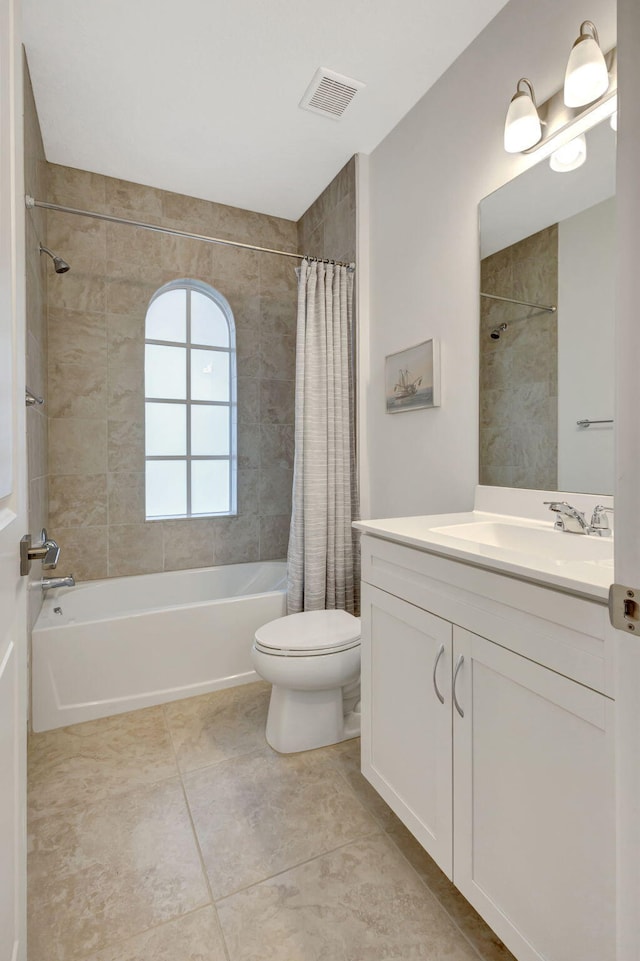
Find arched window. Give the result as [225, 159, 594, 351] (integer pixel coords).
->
[144, 279, 236, 519]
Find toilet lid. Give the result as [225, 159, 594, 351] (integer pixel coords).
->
[254, 610, 361, 656]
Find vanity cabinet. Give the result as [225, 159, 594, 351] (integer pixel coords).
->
[360, 534, 615, 961]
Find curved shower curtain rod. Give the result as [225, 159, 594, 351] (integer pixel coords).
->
[25, 195, 356, 270]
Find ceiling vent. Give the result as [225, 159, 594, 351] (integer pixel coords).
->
[299, 68, 365, 120]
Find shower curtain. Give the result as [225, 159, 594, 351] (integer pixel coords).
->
[287, 260, 359, 615]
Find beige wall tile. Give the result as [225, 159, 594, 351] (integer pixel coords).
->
[259, 515, 290, 560]
[104, 177, 164, 220]
[47, 163, 107, 211]
[260, 379, 294, 424]
[47, 211, 106, 274]
[49, 474, 107, 529]
[107, 419, 144, 472]
[106, 313, 144, 369]
[162, 518, 215, 572]
[48, 307, 107, 366]
[107, 472, 145, 525]
[107, 366, 144, 420]
[55, 526, 109, 582]
[47, 269, 106, 314]
[49, 418, 107, 475]
[48, 363, 108, 419]
[212, 515, 259, 565]
[259, 470, 292, 517]
[108, 523, 164, 577]
[260, 425, 294, 469]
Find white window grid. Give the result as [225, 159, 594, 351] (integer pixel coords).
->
[144, 280, 237, 519]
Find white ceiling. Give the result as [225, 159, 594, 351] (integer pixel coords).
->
[22, 0, 510, 221]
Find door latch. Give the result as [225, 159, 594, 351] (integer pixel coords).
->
[609, 583, 640, 633]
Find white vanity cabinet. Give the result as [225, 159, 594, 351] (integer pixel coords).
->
[360, 533, 615, 961]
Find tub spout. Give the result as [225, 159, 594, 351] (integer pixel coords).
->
[41, 575, 75, 592]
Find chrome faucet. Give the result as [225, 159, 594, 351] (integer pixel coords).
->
[20, 528, 60, 575]
[544, 501, 592, 534]
[41, 575, 75, 592]
[589, 505, 614, 537]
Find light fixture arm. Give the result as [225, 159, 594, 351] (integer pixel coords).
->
[578, 21, 600, 46]
[516, 77, 537, 105]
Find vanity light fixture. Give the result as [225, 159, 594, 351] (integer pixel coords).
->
[564, 21, 609, 107]
[503, 78, 542, 153]
[549, 133, 587, 172]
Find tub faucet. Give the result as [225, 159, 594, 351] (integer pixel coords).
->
[544, 501, 591, 534]
[41, 575, 75, 592]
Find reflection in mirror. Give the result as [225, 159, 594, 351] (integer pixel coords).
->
[479, 118, 616, 495]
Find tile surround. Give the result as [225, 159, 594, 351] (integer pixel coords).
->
[28, 681, 515, 961]
[46, 164, 304, 580]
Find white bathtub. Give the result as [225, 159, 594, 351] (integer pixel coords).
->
[32, 561, 286, 732]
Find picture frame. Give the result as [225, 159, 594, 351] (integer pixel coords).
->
[385, 338, 441, 414]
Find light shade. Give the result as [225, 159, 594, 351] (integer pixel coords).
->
[504, 78, 541, 153]
[549, 134, 587, 172]
[564, 21, 609, 107]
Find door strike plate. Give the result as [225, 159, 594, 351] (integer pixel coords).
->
[609, 583, 640, 632]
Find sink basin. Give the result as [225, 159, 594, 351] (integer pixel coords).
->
[429, 521, 613, 564]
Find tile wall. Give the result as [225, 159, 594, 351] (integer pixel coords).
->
[479, 225, 558, 490]
[24, 57, 49, 627]
[297, 157, 356, 265]
[45, 169, 299, 579]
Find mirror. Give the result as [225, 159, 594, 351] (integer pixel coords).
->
[479, 118, 616, 495]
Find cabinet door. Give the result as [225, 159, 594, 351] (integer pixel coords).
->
[453, 627, 615, 961]
[361, 583, 453, 877]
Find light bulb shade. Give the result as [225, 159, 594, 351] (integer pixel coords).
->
[549, 134, 587, 172]
[564, 25, 609, 107]
[504, 87, 541, 153]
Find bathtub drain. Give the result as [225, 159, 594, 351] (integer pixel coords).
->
[53, 607, 63, 615]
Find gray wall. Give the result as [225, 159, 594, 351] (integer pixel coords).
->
[365, 0, 615, 518]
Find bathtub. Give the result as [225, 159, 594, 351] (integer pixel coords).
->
[32, 561, 287, 732]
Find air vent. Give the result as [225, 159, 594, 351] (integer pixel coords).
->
[299, 68, 365, 120]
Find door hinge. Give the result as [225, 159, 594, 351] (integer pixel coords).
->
[609, 583, 640, 633]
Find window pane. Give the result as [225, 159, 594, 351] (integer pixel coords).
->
[191, 349, 229, 402]
[145, 344, 186, 399]
[146, 289, 186, 342]
[191, 405, 229, 456]
[191, 459, 230, 514]
[145, 402, 186, 456]
[191, 291, 229, 347]
[146, 460, 187, 517]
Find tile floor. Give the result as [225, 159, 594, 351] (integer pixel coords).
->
[28, 681, 516, 961]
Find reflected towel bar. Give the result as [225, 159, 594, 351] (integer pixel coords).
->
[577, 419, 614, 428]
[480, 292, 557, 313]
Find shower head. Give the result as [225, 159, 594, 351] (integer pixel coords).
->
[39, 244, 70, 274]
[490, 324, 508, 340]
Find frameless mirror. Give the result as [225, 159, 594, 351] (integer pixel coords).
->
[479, 117, 616, 494]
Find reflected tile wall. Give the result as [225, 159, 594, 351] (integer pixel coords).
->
[47, 165, 298, 579]
[479, 225, 558, 491]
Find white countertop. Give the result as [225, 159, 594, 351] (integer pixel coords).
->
[353, 510, 613, 602]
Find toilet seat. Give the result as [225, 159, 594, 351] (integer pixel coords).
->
[254, 609, 361, 657]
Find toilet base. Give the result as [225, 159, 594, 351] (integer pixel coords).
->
[266, 684, 360, 754]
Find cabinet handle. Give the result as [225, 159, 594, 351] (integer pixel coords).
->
[432, 644, 445, 704]
[453, 654, 465, 718]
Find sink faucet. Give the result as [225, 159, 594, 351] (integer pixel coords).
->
[41, 575, 75, 592]
[544, 501, 592, 534]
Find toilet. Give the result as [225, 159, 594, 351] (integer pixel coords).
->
[251, 609, 361, 754]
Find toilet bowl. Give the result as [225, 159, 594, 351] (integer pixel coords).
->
[252, 609, 361, 754]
